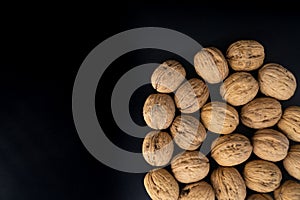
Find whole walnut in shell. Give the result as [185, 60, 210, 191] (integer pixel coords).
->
[170, 115, 207, 150]
[144, 168, 179, 200]
[211, 133, 253, 166]
[241, 97, 282, 129]
[175, 78, 209, 113]
[278, 106, 300, 142]
[283, 145, 300, 180]
[243, 160, 282, 193]
[201, 101, 239, 134]
[258, 63, 297, 100]
[171, 151, 209, 184]
[179, 181, 215, 200]
[226, 40, 265, 71]
[194, 47, 229, 84]
[274, 180, 300, 200]
[252, 129, 289, 162]
[151, 60, 186, 93]
[247, 194, 273, 200]
[211, 166, 246, 200]
[143, 93, 175, 130]
[220, 72, 259, 106]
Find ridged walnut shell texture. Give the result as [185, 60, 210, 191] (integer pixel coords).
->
[220, 72, 259, 106]
[274, 180, 300, 200]
[143, 94, 175, 130]
[258, 63, 297, 100]
[142, 131, 174, 166]
[278, 106, 300, 142]
[211, 167, 246, 200]
[151, 60, 186, 93]
[243, 160, 282, 193]
[194, 47, 229, 84]
[241, 97, 282, 129]
[247, 194, 273, 200]
[252, 129, 289, 162]
[211, 133, 253, 166]
[201, 101, 239, 134]
[226, 40, 265, 71]
[171, 151, 209, 184]
[179, 181, 215, 200]
[283, 145, 300, 180]
[144, 168, 179, 200]
[175, 78, 209, 113]
[170, 115, 207, 151]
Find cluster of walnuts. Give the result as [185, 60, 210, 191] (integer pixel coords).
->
[142, 40, 300, 200]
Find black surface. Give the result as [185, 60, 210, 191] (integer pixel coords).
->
[1, 3, 300, 199]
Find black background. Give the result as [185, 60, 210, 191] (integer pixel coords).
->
[1, 2, 300, 199]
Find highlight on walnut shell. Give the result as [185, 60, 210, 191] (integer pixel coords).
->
[247, 193, 273, 200]
[283, 144, 300, 180]
[278, 106, 300, 142]
[274, 180, 300, 200]
[179, 181, 215, 200]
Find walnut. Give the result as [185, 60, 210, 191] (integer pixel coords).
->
[171, 151, 210, 184]
[210, 166, 246, 200]
[179, 181, 215, 200]
[194, 47, 229, 84]
[247, 194, 273, 200]
[170, 115, 207, 151]
[201, 101, 239, 134]
[151, 60, 186, 93]
[258, 63, 297, 100]
[220, 72, 259, 106]
[252, 129, 289, 162]
[278, 106, 300, 142]
[243, 160, 282, 193]
[143, 93, 175, 130]
[241, 97, 282, 129]
[211, 133, 253, 166]
[283, 145, 300, 180]
[274, 180, 300, 200]
[144, 168, 179, 200]
[175, 78, 209, 113]
[226, 40, 265, 71]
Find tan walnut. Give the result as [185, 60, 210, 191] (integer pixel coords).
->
[278, 106, 300, 142]
[226, 40, 265, 71]
[283, 144, 300, 180]
[247, 194, 273, 200]
[258, 63, 297, 100]
[274, 180, 300, 200]
[179, 181, 215, 200]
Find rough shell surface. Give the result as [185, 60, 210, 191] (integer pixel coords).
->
[278, 106, 300, 142]
[274, 180, 300, 200]
[179, 181, 215, 200]
[283, 145, 300, 180]
[247, 194, 273, 200]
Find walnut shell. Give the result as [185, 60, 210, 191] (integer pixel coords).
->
[247, 194, 273, 200]
[211, 166, 246, 200]
[170, 115, 207, 150]
[179, 181, 215, 200]
[220, 72, 259, 106]
[142, 131, 174, 166]
[243, 160, 282, 193]
[274, 180, 300, 200]
[278, 106, 300, 142]
[175, 78, 209, 113]
[143, 93, 175, 129]
[201, 101, 239, 134]
[283, 145, 300, 180]
[211, 133, 253, 166]
[194, 47, 229, 84]
[241, 97, 282, 129]
[252, 129, 289, 162]
[171, 151, 210, 184]
[144, 168, 179, 200]
[226, 40, 265, 71]
[258, 63, 297, 100]
[151, 60, 186, 93]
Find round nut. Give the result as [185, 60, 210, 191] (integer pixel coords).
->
[220, 72, 259, 106]
[179, 181, 215, 200]
[201, 101, 239, 134]
[226, 40, 265, 71]
[175, 78, 209, 113]
[211, 133, 253, 166]
[194, 47, 229, 84]
[283, 145, 300, 180]
[143, 93, 175, 129]
[241, 97, 282, 129]
[170, 115, 207, 151]
[258, 63, 297, 100]
[142, 131, 174, 166]
[252, 129, 289, 162]
[243, 160, 282, 193]
[210, 166, 246, 200]
[171, 151, 209, 184]
[278, 106, 300, 142]
[151, 60, 186, 93]
[247, 194, 273, 200]
[274, 180, 300, 200]
[144, 168, 179, 200]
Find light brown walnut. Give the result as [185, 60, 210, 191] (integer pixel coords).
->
[247, 194, 273, 200]
[278, 106, 300, 142]
[179, 181, 215, 200]
[274, 180, 300, 200]
[283, 145, 300, 180]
